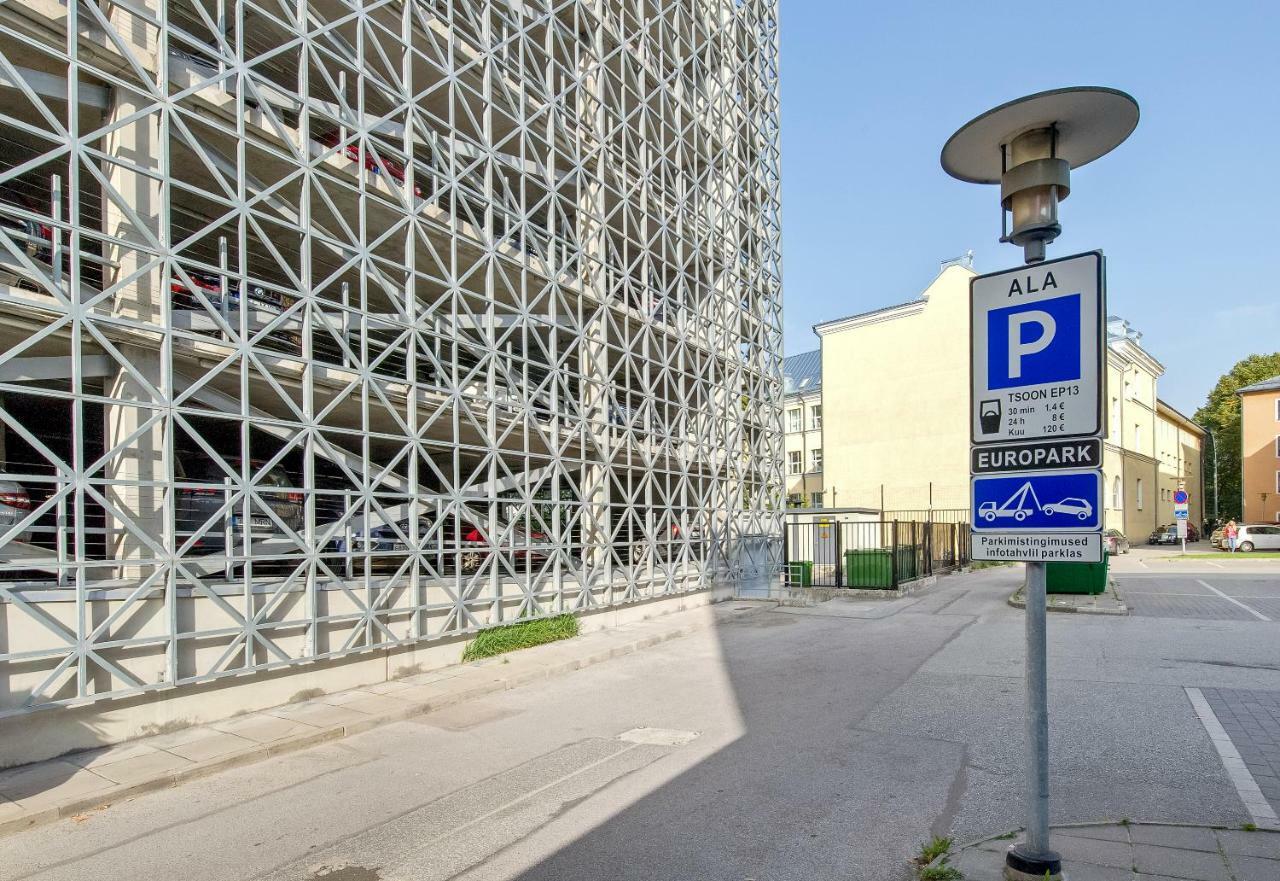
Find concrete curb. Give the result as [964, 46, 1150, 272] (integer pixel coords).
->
[0, 602, 772, 839]
[1007, 581, 1129, 616]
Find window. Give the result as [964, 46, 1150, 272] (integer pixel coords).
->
[1134, 424, 1142, 449]
[810, 405, 823, 430]
[787, 451, 801, 475]
[1110, 397, 1119, 437]
[810, 448, 823, 472]
[1275, 398, 1280, 421]
[1136, 478, 1144, 510]
[786, 493, 803, 508]
[1112, 476, 1122, 509]
[1275, 434, 1280, 458]
[810, 491, 823, 508]
[786, 408, 801, 433]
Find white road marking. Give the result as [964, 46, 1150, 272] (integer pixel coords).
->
[617, 727, 700, 746]
[1185, 688, 1280, 830]
[1206, 561, 1225, 569]
[1197, 579, 1271, 621]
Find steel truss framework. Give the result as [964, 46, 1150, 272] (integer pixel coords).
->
[0, 0, 782, 713]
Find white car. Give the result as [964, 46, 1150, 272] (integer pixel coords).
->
[1234, 525, 1280, 553]
[1042, 497, 1093, 520]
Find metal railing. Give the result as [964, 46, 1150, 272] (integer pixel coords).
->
[781, 518, 970, 590]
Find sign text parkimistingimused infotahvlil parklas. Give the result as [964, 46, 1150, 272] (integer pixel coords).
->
[969, 252, 1105, 563]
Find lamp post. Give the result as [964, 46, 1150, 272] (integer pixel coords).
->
[941, 87, 1139, 881]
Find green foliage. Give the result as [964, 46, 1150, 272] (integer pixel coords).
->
[913, 837, 961, 880]
[1242, 822, 1258, 832]
[917, 866, 963, 881]
[461, 614, 579, 662]
[1194, 352, 1280, 520]
[918, 836, 953, 864]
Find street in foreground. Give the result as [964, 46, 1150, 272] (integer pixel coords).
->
[1, 549, 1279, 881]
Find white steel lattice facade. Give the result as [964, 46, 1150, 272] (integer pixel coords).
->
[0, 0, 783, 712]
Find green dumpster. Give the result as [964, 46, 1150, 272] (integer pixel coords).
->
[1046, 554, 1109, 595]
[843, 549, 893, 588]
[786, 560, 813, 587]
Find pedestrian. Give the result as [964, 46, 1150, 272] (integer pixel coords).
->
[1225, 519, 1238, 553]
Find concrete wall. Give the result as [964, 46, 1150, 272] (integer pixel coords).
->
[817, 265, 973, 512]
[1242, 389, 1280, 523]
[0, 584, 733, 769]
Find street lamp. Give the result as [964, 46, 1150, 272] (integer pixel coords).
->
[941, 87, 1139, 263]
[940, 86, 1139, 881]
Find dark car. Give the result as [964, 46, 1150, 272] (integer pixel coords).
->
[175, 457, 303, 555]
[335, 512, 549, 574]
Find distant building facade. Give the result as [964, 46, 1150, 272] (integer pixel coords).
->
[782, 351, 823, 508]
[801, 261, 1204, 537]
[1239, 376, 1280, 523]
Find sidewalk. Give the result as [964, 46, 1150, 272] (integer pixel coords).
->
[949, 821, 1280, 880]
[0, 599, 773, 839]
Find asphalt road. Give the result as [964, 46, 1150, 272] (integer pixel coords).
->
[1, 554, 1278, 881]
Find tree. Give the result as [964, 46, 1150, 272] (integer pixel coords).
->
[1194, 353, 1280, 521]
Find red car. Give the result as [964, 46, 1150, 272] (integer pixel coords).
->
[315, 128, 422, 198]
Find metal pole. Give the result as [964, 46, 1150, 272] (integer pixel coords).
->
[1023, 561, 1052, 859]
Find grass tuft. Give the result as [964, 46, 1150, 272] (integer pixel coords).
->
[916, 836, 953, 865]
[1242, 822, 1258, 832]
[462, 614, 579, 662]
[918, 866, 963, 881]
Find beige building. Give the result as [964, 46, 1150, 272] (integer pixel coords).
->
[1239, 376, 1280, 523]
[783, 351, 824, 508]
[806, 259, 1204, 537]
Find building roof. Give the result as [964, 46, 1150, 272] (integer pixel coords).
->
[1238, 375, 1280, 394]
[1156, 399, 1205, 435]
[783, 350, 821, 395]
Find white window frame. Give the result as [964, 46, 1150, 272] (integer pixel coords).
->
[810, 448, 822, 473]
[1275, 398, 1280, 421]
[1112, 476, 1122, 509]
[786, 408, 801, 433]
[787, 451, 802, 475]
[810, 491, 823, 508]
[1275, 434, 1280, 457]
[810, 405, 822, 430]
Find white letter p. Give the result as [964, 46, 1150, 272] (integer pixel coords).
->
[1008, 310, 1055, 379]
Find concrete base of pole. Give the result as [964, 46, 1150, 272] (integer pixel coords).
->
[1004, 844, 1063, 880]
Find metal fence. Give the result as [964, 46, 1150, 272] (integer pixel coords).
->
[781, 519, 970, 590]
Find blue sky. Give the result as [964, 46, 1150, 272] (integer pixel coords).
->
[778, 1, 1280, 414]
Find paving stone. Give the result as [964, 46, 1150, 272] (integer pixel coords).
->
[951, 850, 1004, 881]
[1061, 824, 1131, 843]
[211, 714, 318, 744]
[1133, 843, 1231, 880]
[1216, 829, 1280, 859]
[91, 750, 192, 785]
[160, 731, 256, 763]
[60, 742, 162, 770]
[1052, 834, 1134, 869]
[0, 762, 113, 809]
[1229, 854, 1280, 881]
[1060, 863, 1134, 881]
[1128, 824, 1221, 853]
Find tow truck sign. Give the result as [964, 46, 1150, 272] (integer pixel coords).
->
[970, 470, 1104, 563]
[972, 470, 1102, 532]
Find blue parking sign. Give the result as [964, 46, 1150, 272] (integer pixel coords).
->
[987, 293, 1082, 389]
